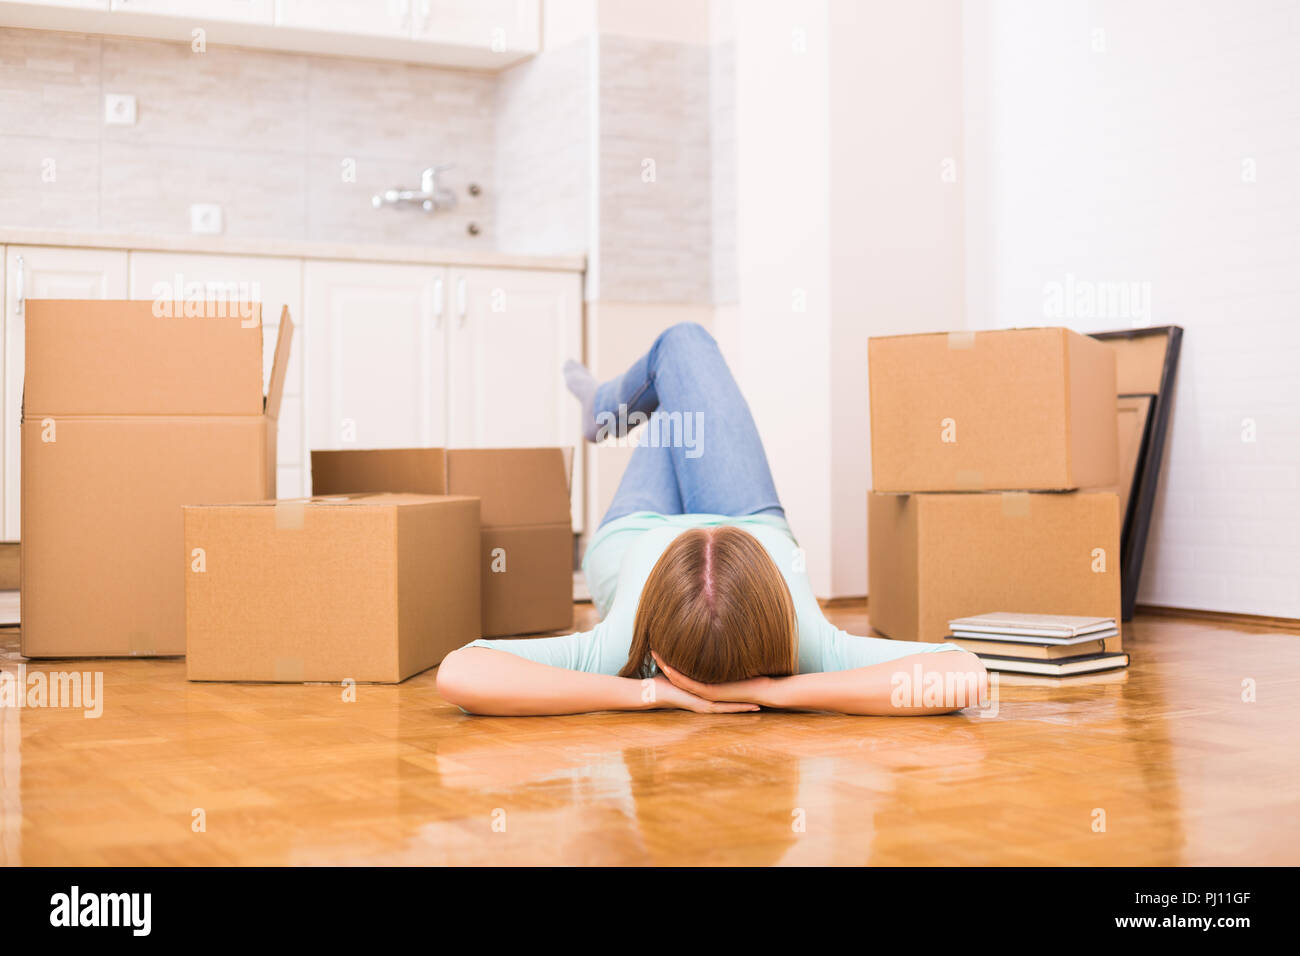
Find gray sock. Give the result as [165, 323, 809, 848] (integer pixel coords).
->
[564, 359, 600, 442]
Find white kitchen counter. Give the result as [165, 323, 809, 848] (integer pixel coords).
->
[0, 228, 586, 274]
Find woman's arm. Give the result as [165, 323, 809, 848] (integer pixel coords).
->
[653, 650, 989, 716]
[436, 647, 760, 716]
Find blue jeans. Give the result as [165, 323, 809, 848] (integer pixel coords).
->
[596, 322, 785, 527]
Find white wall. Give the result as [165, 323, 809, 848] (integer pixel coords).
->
[830, 0, 965, 595]
[544, 0, 1297, 615]
[725, 0, 836, 591]
[494, 32, 592, 258]
[579, 0, 726, 540]
[963, 0, 1300, 617]
[721, 0, 964, 597]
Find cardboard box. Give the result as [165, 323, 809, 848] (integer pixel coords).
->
[869, 327, 1118, 492]
[1110, 395, 1154, 529]
[867, 490, 1121, 645]
[185, 493, 480, 683]
[0, 541, 19, 591]
[311, 447, 573, 637]
[21, 300, 292, 657]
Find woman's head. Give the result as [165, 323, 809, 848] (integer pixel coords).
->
[620, 526, 798, 683]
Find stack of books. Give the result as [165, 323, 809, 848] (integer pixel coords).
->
[946, 612, 1129, 677]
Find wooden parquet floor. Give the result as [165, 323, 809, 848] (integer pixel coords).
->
[1, 604, 1297, 865]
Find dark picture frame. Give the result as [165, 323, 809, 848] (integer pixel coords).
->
[1090, 326, 1184, 620]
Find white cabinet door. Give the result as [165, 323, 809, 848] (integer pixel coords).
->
[447, 267, 583, 529]
[128, 251, 306, 497]
[411, 0, 538, 53]
[3, 246, 129, 540]
[305, 261, 448, 469]
[23, 1, 108, 9]
[111, 0, 274, 22]
[275, 0, 411, 37]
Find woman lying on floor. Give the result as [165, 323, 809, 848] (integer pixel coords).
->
[437, 322, 988, 717]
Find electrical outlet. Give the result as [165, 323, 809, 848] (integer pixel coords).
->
[104, 93, 137, 126]
[190, 203, 223, 235]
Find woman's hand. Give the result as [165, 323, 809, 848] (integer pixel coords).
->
[652, 653, 784, 710]
[644, 674, 760, 714]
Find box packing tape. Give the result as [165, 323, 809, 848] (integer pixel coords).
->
[275, 500, 306, 530]
[956, 469, 986, 490]
[947, 330, 975, 350]
[128, 630, 157, 656]
[274, 658, 305, 682]
[1000, 491, 1031, 518]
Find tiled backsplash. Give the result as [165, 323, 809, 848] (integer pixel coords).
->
[3, 25, 732, 306]
[597, 34, 713, 305]
[493, 35, 590, 258]
[1, 27, 496, 246]
[494, 31, 725, 307]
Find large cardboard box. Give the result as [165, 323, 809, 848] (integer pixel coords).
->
[311, 447, 573, 637]
[869, 327, 1118, 492]
[868, 490, 1122, 646]
[184, 493, 480, 683]
[21, 300, 292, 657]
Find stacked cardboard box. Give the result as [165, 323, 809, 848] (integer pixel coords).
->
[21, 300, 292, 658]
[311, 447, 574, 638]
[867, 328, 1125, 654]
[21, 299, 498, 685]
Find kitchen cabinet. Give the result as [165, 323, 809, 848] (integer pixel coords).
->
[273, 0, 410, 39]
[308, 261, 583, 529]
[111, 0, 274, 23]
[447, 266, 583, 528]
[446, 267, 580, 447]
[411, 0, 539, 53]
[0, 0, 539, 69]
[128, 251, 307, 497]
[277, 0, 538, 53]
[305, 260, 450, 457]
[2, 245, 129, 539]
[0, 238, 584, 541]
[18, 1, 108, 9]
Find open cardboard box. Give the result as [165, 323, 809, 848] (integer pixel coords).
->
[21, 299, 293, 657]
[311, 447, 574, 637]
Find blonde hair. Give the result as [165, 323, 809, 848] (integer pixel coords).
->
[620, 526, 799, 682]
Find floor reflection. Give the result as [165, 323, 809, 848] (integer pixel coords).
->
[5, 610, 1299, 865]
[1, 638, 22, 866]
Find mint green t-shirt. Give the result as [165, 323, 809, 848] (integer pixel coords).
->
[467, 511, 961, 675]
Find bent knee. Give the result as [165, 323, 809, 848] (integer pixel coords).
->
[655, 321, 714, 351]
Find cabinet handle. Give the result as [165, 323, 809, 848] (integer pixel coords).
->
[432, 276, 444, 329]
[15, 255, 24, 317]
[455, 276, 467, 328]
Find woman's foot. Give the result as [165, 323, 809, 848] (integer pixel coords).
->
[564, 359, 600, 442]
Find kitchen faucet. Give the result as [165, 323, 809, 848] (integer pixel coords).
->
[372, 164, 458, 212]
